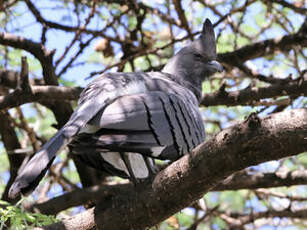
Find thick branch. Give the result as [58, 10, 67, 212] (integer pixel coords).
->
[1, 69, 305, 109]
[0, 85, 82, 110]
[201, 77, 307, 107]
[218, 21, 307, 65]
[0, 32, 74, 126]
[0, 32, 57, 85]
[0, 32, 49, 62]
[36, 108, 307, 230]
[31, 169, 307, 215]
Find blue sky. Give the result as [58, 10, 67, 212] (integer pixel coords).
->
[1, 1, 306, 227]
[4, 0, 305, 87]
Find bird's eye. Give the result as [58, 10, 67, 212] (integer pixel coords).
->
[194, 53, 202, 59]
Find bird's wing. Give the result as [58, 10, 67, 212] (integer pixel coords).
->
[77, 91, 205, 158]
[70, 91, 205, 180]
[9, 72, 148, 198]
[9, 72, 205, 198]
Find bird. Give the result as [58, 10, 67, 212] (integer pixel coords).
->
[8, 19, 223, 199]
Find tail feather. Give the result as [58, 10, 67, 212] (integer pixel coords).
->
[8, 129, 70, 199]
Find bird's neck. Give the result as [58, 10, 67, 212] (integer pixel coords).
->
[162, 59, 202, 102]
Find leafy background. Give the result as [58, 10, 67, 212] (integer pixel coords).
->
[0, 0, 306, 229]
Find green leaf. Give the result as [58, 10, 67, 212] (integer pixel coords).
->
[0, 201, 58, 228]
[297, 152, 307, 167]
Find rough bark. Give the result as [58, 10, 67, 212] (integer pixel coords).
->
[31, 168, 307, 215]
[35, 108, 307, 230]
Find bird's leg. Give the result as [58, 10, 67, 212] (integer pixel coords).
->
[119, 152, 139, 185]
[142, 155, 157, 180]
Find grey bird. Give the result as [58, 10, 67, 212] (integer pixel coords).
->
[8, 19, 223, 199]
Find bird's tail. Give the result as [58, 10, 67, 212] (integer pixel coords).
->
[8, 128, 71, 199]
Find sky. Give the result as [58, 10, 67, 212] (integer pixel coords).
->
[0, 1, 306, 227]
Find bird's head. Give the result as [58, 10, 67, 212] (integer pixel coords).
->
[162, 19, 223, 83]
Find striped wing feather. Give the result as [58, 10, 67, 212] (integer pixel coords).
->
[71, 91, 205, 179]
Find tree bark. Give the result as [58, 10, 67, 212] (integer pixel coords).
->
[31, 169, 307, 215]
[35, 108, 307, 230]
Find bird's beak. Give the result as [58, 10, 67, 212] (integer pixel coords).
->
[208, 60, 223, 72]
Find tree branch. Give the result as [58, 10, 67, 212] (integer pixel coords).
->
[0, 32, 74, 126]
[31, 169, 307, 215]
[22, 0, 307, 72]
[0, 31, 57, 85]
[0, 31, 74, 127]
[0, 111, 25, 204]
[172, 0, 193, 39]
[214, 169, 307, 191]
[269, 0, 307, 14]
[222, 208, 307, 226]
[30, 183, 133, 215]
[201, 77, 307, 107]
[24, 0, 120, 43]
[218, 19, 307, 65]
[0, 85, 82, 110]
[1, 68, 305, 109]
[0, 70, 44, 89]
[35, 108, 307, 230]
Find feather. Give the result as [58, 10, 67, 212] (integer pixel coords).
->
[9, 19, 221, 198]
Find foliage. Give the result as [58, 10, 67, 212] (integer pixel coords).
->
[0, 0, 306, 229]
[0, 200, 57, 229]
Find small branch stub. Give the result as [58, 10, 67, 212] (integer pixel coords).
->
[18, 56, 31, 92]
[244, 112, 261, 129]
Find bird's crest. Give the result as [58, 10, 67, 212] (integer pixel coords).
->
[192, 19, 217, 60]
